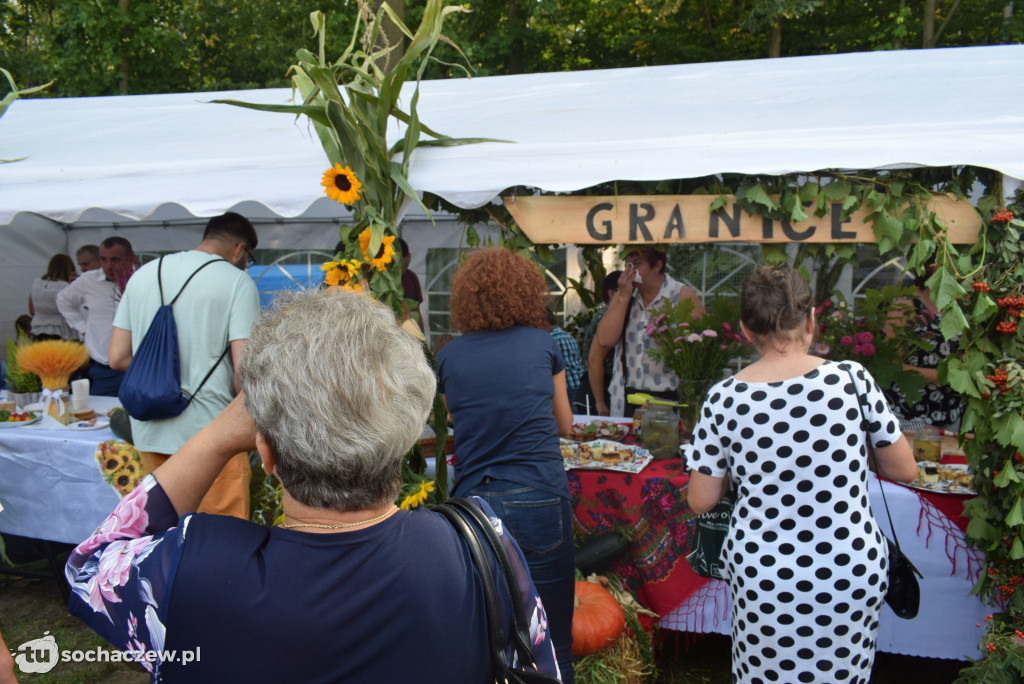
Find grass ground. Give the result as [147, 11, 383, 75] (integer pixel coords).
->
[1, 541, 970, 684]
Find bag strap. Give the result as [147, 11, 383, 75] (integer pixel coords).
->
[170, 257, 227, 306]
[445, 497, 539, 667]
[433, 502, 510, 683]
[845, 364, 904, 554]
[184, 346, 231, 402]
[159, 255, 233, 404]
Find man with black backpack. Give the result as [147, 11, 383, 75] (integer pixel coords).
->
[109, 212, 261, 519]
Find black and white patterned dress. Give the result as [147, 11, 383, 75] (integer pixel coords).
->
[689, 360, 902, 684]
[883, 298, 965, 431]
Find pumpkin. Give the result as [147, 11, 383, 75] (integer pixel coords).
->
[571, 580, 625, 656]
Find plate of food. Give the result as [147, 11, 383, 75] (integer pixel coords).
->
[67, 417, 111, 431]
[568, 420, 630, 443]
[904, 461, 975, 495]
[559, 439, 652, 474]
[0, 409, 40, 427]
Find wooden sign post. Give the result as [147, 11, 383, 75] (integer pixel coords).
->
[504, 194, 980, 245]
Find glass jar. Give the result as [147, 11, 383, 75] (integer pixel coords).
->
[632, 405, 647, 439]
[642, 403, 680, 460]
[913, 425, 942, 463]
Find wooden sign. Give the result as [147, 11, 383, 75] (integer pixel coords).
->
[504, 194, 980, 245]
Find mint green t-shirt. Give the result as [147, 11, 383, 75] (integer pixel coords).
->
[113, 250, 260, 454]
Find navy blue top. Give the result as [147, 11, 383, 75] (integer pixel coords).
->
[65, 475, 559, 683]
[437, 326, 569, 500]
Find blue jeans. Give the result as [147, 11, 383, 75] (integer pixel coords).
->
[88, 363, 125, 397]
[468, 479, 576, 684]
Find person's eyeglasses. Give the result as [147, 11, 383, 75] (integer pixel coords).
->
[244, 246, 256, 268]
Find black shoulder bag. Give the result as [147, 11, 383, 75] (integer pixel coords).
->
[433, 497, 561, 684]
[846, 365, 923, 620]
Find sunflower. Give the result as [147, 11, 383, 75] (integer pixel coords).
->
[320, 261, 347, 287]
[321, 164, 363, 205]
[358, 228, 397, 272]
[399, 480, 435, 510]
[321, 259, 363, 288]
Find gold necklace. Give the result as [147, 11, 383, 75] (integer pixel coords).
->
[279, 506, 398, 530]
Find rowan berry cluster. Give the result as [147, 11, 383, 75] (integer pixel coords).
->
[984, 367, 1011, 396]
[997, 295, 1024, 314]
[992, 209, 1015, 223]
[974, 282, 992, 292]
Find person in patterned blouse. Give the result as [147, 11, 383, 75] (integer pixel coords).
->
[883, 262, 965, 431]
[595, 247, 705, 417]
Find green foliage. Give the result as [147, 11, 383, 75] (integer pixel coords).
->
[248, 451, 283, 527]
[5, 336, 41, 393]
[2, 0, 1018, 96]
[948, 192, 1024, 672]
[814, 286, 929, 399]
[216, 1, 495, 315]
[955, 614, 1024, 684]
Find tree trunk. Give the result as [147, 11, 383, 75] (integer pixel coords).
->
[924, 0, 965, 48]
[118, 0, 129, 93]
[508, 0, 525, 74]
[769, 19, 782, 58]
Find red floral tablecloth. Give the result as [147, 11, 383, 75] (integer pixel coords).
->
[568, 459, 709, 617]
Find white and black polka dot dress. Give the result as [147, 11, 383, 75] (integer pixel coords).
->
[689, 360, 903, 684]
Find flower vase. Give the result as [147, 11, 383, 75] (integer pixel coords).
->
[677, 380, 711, 437]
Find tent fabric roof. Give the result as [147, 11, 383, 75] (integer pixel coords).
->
[2, 44, 1023, 225]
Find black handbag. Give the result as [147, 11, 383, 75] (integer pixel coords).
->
[846, 366, 924, 619]
[433, 497, 561, 684]
[685, 486, 734, 580]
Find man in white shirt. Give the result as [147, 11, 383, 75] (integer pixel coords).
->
[57, 237, 136, 396]
[75, 244, 101, 274]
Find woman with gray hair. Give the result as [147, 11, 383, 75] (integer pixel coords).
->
[66, 288, 560, 683]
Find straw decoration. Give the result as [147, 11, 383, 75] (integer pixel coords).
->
[16, 340, 89, 388]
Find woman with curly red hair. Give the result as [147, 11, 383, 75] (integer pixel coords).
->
[436, 247, 576, 683]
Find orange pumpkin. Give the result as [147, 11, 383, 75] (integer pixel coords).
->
[571, 580, 625, 656]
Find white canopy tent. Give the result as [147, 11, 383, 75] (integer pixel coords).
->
[1, 44, 1022, 335]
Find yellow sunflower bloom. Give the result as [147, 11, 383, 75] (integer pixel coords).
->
[372, 235, 397, 272]
[321, 164, 363, 205]
[358, 229, 397, 272]
[320, 261, 348, 287]
[340, 258, 362, 278]
[399, 480, 435, 510]
[358, 228, 373, 261]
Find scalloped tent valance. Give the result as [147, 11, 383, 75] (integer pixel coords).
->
[1, 44, 1022, 227]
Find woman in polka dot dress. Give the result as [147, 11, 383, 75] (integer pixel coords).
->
[688, 264, 916, 684]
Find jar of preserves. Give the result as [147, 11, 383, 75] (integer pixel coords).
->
[642, 403, 679, 460]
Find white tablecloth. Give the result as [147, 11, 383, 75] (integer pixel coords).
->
[660, 472, 989, 660]
[0, 396, 124, 544]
